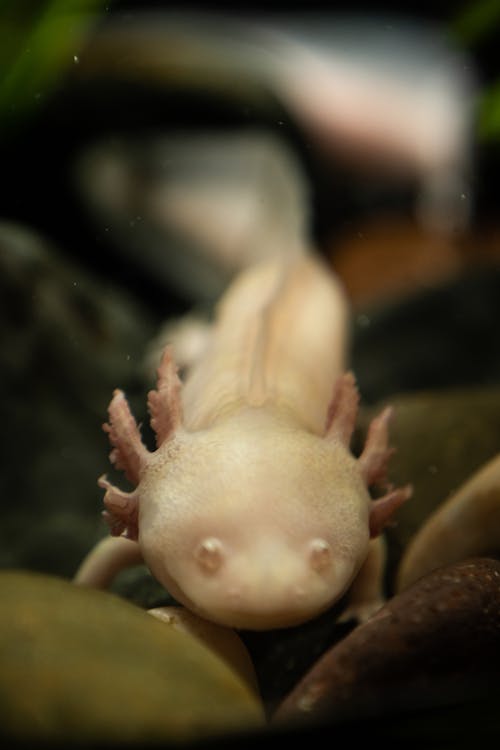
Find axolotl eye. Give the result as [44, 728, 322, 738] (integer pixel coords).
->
[179, 533, 345, 628]
[308, 538, 332, 572]
[194, 535, 332, 575]
[195, 536, 224, 574]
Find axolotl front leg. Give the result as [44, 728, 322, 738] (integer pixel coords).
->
[75, 350, 411, 628]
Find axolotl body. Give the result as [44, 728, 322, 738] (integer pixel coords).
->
[76, 254, 411, 630]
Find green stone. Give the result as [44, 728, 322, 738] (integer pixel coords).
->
[358, 386, 500, 582]
[0, 571, 264, 743]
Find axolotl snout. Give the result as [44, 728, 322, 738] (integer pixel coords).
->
[78, 255, 411, 630]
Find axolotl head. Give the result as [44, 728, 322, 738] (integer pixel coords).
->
[137, 416, 373, 630]
[100, 354, 410, 630]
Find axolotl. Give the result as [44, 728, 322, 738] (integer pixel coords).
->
[75, 254, 411, 630]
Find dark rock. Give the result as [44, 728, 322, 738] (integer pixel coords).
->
[240, 598, 355, 718]
[274, 558, 500, 725]
[351, 266, 500, 404]
[0, 222, 159, 577]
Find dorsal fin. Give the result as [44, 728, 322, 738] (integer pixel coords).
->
[246, 259, 300, 404]
[246, 301, 272, 404]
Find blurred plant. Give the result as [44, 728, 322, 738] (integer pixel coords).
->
[479, 79, 500, 140]
[451, 0, 500, 140]
[0, 0, 107, 131]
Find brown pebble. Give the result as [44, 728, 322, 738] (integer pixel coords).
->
[273, 558, 500, 725]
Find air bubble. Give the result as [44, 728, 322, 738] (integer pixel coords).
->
[357, 314, 371, 329]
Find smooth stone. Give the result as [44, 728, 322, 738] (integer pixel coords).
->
[0, 571, 264, 744]
[149, 606, 260, 695]
[274, 558, 500, 725]
[357, 386, 500, 582]
[397, 452, 500, 590]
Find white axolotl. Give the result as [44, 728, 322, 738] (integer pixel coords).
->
[75, 253, 411, 630]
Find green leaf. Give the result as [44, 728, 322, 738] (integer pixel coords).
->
[451, 0, 500, 46]
[478, 79, 500, 140]
[0, 0, 107, 126]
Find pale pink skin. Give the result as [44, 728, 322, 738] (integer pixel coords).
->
[78, 255, 411, 630]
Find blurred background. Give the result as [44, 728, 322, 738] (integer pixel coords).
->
[2, 0, 500, 303]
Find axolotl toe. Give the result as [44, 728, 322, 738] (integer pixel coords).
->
[78, 256, 411, 630]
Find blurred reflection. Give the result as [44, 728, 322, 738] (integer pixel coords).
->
[68, 10, 474, 301]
